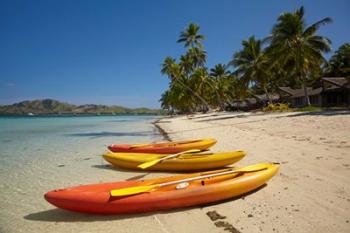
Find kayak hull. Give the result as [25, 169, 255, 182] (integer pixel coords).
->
[108, 138, 217, 154]
[102, 151, 246, 171]
[44, 163, 279, 214]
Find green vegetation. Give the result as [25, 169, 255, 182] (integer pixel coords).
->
[266, 7, 332, 106]
[230, 36, 271, 102]
[292, 106, 323, 112]
[160, 6, 349, 114]
[0, 99, 162, 116]
[325, 43, 350, 77]
[263, 103, 291, 112]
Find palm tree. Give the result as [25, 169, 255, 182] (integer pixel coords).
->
[229, 75, 249, 110]
[325, 43, 350, 77]
[230, 36, 272, 103]
[210, 64, 231, 110]
[160, 90, 172, 113]
[161, 56, 211, 112]
[160, 82, 196, 113]
[189, 67, 214, 111]
[210, 64, 230, 79]
[175, 23, 211, 112]
[186, 47, 207, 67]
[267, 6, 332, 106]
[178, 47, 207, 74]
[179, 54, 194, 75]
[177, 23, 205, 48]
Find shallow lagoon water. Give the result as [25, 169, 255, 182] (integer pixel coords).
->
[0, 115, 164, 233]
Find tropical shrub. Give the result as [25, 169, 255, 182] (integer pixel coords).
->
[263, 103, 290, 112]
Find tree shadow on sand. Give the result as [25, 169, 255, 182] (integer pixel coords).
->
[287, 110, 350, 117]
[23, 184, 267, 222]
[196, 114, 249, 122]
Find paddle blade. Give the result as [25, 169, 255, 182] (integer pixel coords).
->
[137, 159, 161, 169]
[110, 185, 155, 197]
[137, 149, 202, 169]
[235, 163, 269, 173]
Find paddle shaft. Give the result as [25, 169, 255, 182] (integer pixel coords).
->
[110, 163, 269, 196]
[158, 149, 200, 162]
[158, 167, 264, 187]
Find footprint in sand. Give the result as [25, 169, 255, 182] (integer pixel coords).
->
[206, 211, 241, 233]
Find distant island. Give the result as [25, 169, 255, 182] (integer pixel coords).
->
[0, 99, 163, 116]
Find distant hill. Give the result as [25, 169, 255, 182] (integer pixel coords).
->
[0, 99, 162, 115]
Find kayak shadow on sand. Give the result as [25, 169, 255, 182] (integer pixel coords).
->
[91, 164, 186, 175]
[23, 184, 267, 222]
[23, 208, 154, 222]
[91, 164, 151, 180]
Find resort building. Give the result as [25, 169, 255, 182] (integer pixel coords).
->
[278, 77, 350, 107]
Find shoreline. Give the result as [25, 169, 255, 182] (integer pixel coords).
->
[152, 117, 172, 142]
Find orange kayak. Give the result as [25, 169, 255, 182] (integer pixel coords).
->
[107, 138, 217, 154]
[44, 163, 279, 214]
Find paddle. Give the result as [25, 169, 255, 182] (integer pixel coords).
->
[110, 163, 269, 197]
[137, 149, 202, 169]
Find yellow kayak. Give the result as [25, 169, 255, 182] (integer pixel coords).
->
[102, 150, 246, 171]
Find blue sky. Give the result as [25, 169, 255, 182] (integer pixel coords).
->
[0, 0, 349, 108]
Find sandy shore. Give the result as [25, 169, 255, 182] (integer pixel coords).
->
[155, 111, 350, 233]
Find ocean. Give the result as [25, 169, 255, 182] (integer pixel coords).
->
[0, 115, 163, 232]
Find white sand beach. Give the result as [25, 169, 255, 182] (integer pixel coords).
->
[155, 111, 350, 233]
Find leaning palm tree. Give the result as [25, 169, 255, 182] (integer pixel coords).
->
[189, 67, 215, 111]
[230, 36, 272, 103]
[161, 56, 211, 112]
[160, 82, 196, 113]
[177, 23, 205, 48]
[266, 6, 332, 106]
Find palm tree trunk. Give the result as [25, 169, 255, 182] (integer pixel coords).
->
[263, 85, 272, 104]
[207, 81, 225, 111]
[218, 96, 225, 111]
[215, 91, 225, 111]
[297, 46, 311, 107]
[302, 82, 311, 106]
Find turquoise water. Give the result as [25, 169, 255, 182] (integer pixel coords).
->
[0, 115, 164, 232]
[0, 115, 161, 168]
